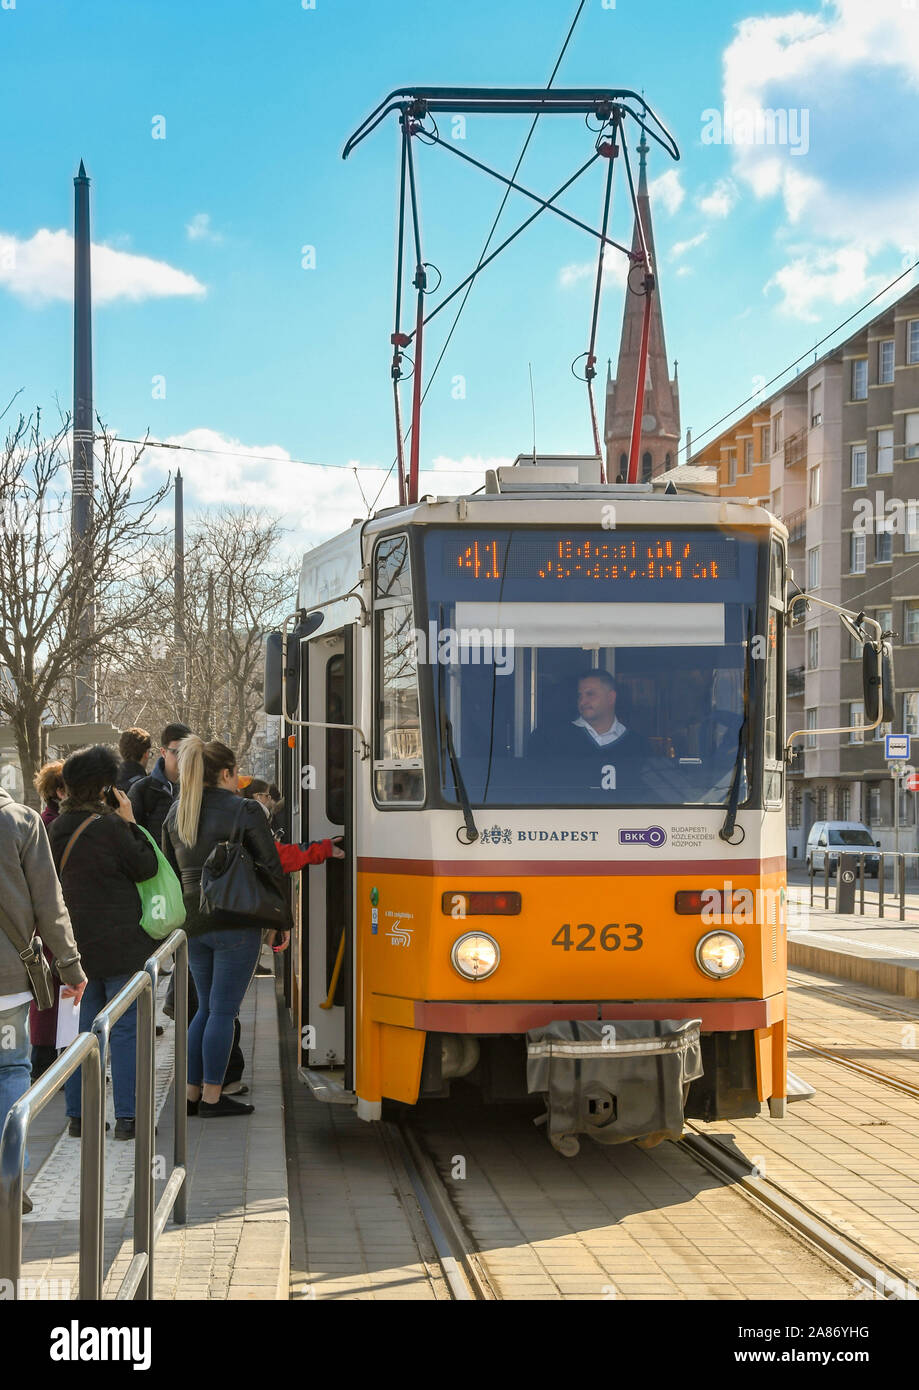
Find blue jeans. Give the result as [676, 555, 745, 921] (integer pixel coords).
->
[64, 975, 137, 1120]
[0, 1002, 32, 1167]
[188, 930, 261, 1086]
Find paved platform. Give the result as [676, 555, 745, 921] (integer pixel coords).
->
[19, 970, 289, 1301]
[787, 883, 919, 998]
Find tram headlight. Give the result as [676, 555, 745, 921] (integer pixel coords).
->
[695, 931, 744, 979]
[451, 932, 500, 981]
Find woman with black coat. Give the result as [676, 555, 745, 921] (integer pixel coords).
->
[162, 737, 287, 1118]
[49, 745, 159, 1140]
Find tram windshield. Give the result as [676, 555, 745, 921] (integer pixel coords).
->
[422, 527, 767, 808]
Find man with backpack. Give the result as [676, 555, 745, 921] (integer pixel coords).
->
[129, 722, 191, 846]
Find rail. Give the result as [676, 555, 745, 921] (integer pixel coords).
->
[808, 851, 919, 921]
[0, 930, 187, 1300]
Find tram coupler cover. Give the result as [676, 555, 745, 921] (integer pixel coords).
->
[526, 1019, 703, 1156]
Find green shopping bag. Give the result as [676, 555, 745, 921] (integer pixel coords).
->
[135, 826, 187, 939]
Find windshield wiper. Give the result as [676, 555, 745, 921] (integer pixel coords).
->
[441, 707, 479, 843]
[719, 608, 754, 844]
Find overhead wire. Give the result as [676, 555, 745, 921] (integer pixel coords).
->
[367, 0, 589, 514]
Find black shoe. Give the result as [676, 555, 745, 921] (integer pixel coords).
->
[113, 1120, 159, 1141]
[254, 964, 273, 976]
[155, 1025, 164, 1037]
[21, 1192, 32, 1214]
[187, 1098, 199, 1116]
[68, 1119, 110, 1137]
[198, 1095, 254, 1118]
[162, 1003, 175, 1021]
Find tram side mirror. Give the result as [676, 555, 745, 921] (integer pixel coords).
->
[264, 613, 324, 716]
[862, 640, 896, 724]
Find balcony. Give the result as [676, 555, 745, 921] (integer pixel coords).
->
[787, 665, 805, 697]
[782, 508, 806, 542]
[784, 429, 808, 468]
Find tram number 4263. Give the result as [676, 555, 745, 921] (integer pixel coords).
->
[551, 923, 643, 952]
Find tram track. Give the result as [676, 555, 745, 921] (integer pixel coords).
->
[384, 1105, 913, 1301]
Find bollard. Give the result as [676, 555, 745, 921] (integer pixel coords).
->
[824, 852, 830, 909]
[809, 854, 814, 908]
[879, 854, 885, 920]
[836, 855, 857, 914]
[900, 855, 906, 923]
[858, 854, 865, 916]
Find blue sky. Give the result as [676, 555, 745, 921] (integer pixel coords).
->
[2, 0, 918, 551]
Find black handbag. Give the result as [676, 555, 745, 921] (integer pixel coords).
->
[199, 802, 290, 928]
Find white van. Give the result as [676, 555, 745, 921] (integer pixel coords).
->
[805, 821, 880, 877]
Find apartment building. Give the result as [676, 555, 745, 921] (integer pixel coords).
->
[693, 285, 919, 857]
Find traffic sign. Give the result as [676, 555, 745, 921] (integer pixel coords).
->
[908, 773, 919, 792]
[886, 734, 911, 760]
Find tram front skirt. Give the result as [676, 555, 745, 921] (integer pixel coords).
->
[526, 1018, 703, 1157]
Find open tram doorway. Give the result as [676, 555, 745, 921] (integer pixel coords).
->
[299, 627, 355, 1091]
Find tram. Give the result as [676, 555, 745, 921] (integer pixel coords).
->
[263, 86, 892, 1154]
[265, 457, 830, 1154]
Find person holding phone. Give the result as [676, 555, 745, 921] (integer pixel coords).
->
[48, 746, 159, 1140]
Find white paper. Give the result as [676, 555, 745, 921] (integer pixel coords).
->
[55, 989, 81, 1049]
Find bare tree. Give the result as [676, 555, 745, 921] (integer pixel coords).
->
[96, 506, 296, 766]
[0, 411, 170, 800]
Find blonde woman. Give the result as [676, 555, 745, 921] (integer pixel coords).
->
[162, 738, 288, 1118]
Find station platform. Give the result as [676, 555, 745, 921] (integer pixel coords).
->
[787, 877, 919, 998]
[19, 972, 289, 1300]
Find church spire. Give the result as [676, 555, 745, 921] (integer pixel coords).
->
[603, 133, 681, 482]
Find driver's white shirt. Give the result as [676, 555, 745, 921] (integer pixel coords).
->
[573, 717, 627, 747]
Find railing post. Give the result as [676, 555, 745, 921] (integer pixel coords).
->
[78, 1038, 103, 1300]
[900, 854, 906, 922]
[879, 854, 885, 920]
[0, 1106, 26, 1294]
[824, 852, 829, 909]
[809, 854, 814, 907]
[173, 935, 188, 1225]
[133, 977, 155, 1300]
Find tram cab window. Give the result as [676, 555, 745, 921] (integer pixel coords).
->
[424, 527, 765, 809]
[373, 535, 424, 806]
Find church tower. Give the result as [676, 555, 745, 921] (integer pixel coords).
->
[604, 135, 680, 481]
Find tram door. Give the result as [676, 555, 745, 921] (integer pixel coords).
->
[300, 628, 354, 1085]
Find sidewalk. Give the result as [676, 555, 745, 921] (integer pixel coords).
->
[787, 884, 919, 998]
[19, 973, 289, 1300]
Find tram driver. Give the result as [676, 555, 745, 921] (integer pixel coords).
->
[527, 669, 644, 788]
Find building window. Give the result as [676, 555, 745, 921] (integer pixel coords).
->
[808, 466, 820, 508]
[879, 339, 895, 384]
[907, 606, 919, 644]
[848, 701, 865, 744]
[726, 449, 737, 485]
[788, 791, 802, 830]
[810, 384, 822, 427]
[849, 630, 861, 660]
[618, 452, 627, 478]
[773, 412, 783, 448]
[875, 529, 892, 563]
[906, 413, 919, 461]
[836, 786, 851, 820]
[642, 452, 653, 482]
[868, 786, 881, 825]
[850, 533, 866, 573]
[664, 452, 671, 469]
[907, 522, 919, 553]
[876, 608, 892, 638]
[805, 707, 818, 749]
[760, 423, 771, 457]
[909, 320, 919, 366]
[875, 719, 891, 744]
[807, 628, 819, 670]
[905, 692, 919, 738]
[851, 445, 867, 487]
[877, 427, 894, 473]
[852, 358, 868, 400]
[807, 546, 820, 589]
[743, 438, 753, 473]
[815, 787, 828, 821]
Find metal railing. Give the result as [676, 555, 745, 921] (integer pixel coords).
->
[808, 851, 919, 921]
[0, 930, 187, 1300]
[784, 429, 808, 469]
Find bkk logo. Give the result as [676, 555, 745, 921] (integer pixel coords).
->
[618, 826, 667, 848]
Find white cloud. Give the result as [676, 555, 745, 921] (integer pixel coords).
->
[559, 258, 628, 290]
[670, 232, 708, 260]
[132, 429, 498, 554]
[698, 179, 738, 219]
[649, 170, 684, 216]
[186, 213, 222, 243]
[0, 229, 205, 305]
[675, 266, 693, 278]
[764, 246, 885, 321]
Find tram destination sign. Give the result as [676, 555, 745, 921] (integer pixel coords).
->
[446, 533, 741, 585]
